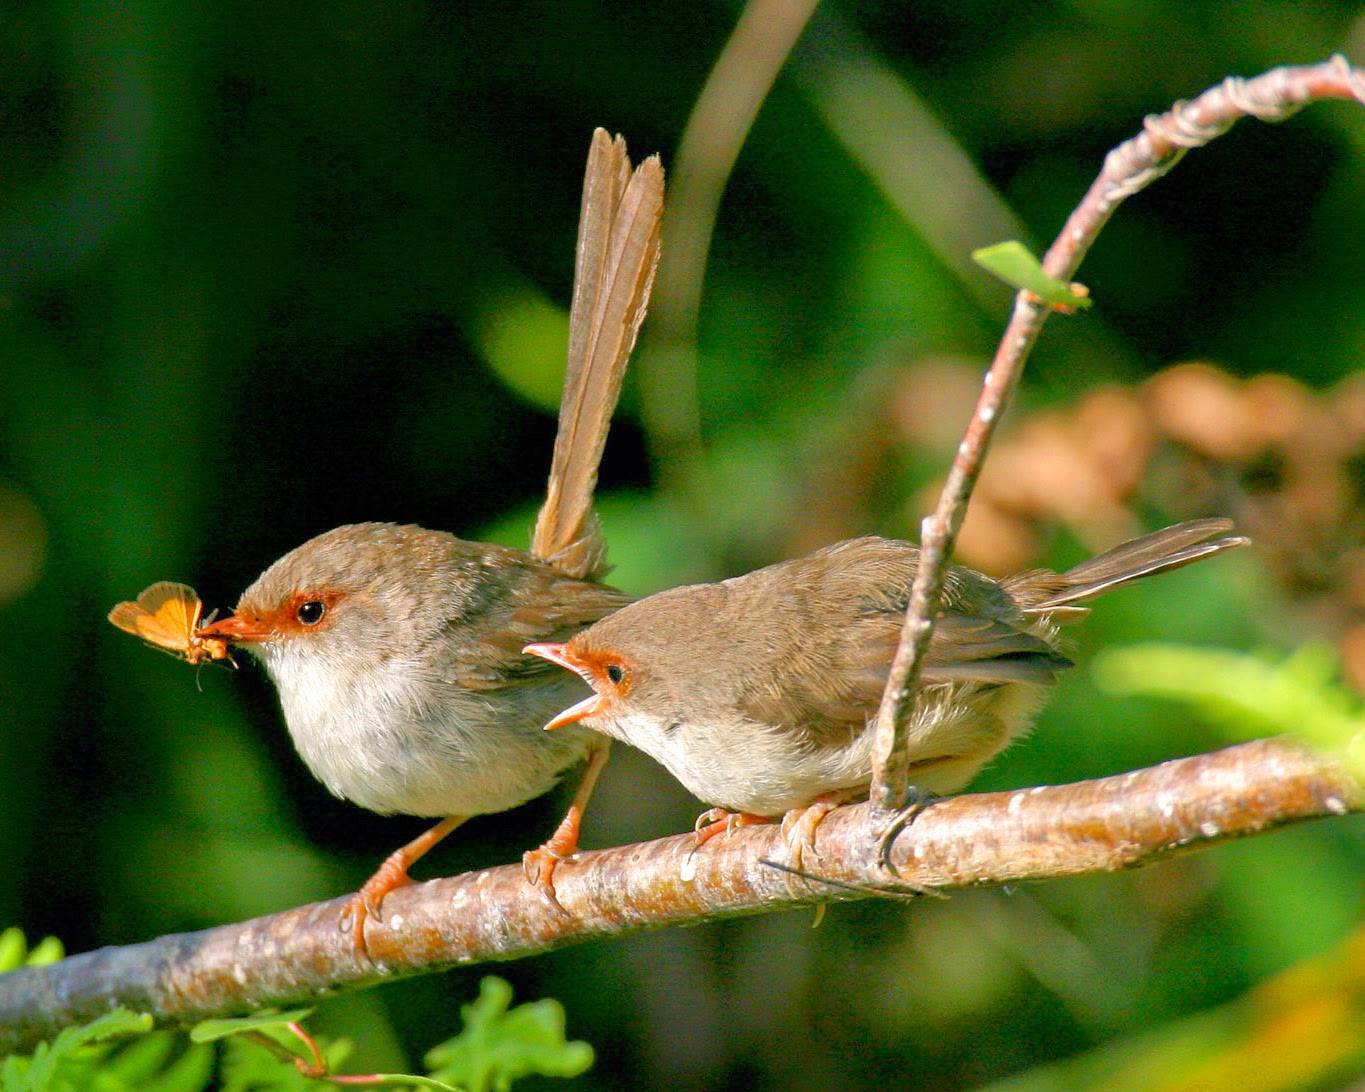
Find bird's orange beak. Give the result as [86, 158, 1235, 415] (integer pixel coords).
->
[524, 641, 605, 731]
[196, 614, 273, 643]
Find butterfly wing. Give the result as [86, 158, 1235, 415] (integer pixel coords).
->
[108, 582, 202, 659]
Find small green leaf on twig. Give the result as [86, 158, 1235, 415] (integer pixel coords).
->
[425, 976, 594, 1092]
[972, 241, 1092, 310]
[190, 1009, 316, 1043]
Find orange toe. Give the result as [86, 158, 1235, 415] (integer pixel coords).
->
[342, 814, 468, 954]
[342, 856, 415, 953]
[692, 808, 772, 848]
[779, 792, 853, 869]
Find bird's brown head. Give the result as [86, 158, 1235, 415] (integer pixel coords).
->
[523, 637, 637, 731]
[196, 523, 456, 666]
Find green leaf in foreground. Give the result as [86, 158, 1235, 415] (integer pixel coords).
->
[190, 1009, 316, 1043]
[23, 938, 64, 968]
[38, 1007, 152, 1051]
[1093, 642, 1365, 774]
[972, 241, 1092, 309]
[0, 928, 24, 973]
[425, 976, 594, 1092]
[0, 927, 64, 972]
[219, 1032, 458, 1091]
[3, 1009, 156, 1092]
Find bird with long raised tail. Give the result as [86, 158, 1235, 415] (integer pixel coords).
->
[199, 129, 663, 949]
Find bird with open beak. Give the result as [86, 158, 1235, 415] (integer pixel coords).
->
[525, 520, 1248, 849]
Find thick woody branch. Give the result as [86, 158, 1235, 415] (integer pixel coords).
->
[868, 55, 1365, 809]
[0, 739, 1357, 1054]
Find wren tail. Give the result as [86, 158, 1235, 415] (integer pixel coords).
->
[531, 130, 665, 580]
[1016, 518, 1249, 616]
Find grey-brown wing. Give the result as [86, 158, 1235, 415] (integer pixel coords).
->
[738, 606, 1068, 747]
[454, 568, 633, 691]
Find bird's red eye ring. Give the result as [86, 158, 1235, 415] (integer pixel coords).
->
[296, 600, 327, 626]
[605, 663, 626, 685]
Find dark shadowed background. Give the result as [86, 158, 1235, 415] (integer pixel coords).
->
[3, 2, 1364, 1088]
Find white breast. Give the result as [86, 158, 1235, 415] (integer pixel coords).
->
[604, 710, 875, 816]
[259, 643, 592, 818]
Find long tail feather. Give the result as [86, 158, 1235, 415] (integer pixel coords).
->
[532, 130, 665, 578]
[1019, 519, 1249, 612]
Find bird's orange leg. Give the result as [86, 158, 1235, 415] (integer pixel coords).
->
[523, 740, 612, 906]
[343, 813, 468, 952]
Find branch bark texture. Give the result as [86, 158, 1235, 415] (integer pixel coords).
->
[0, 739, 1357, 1055]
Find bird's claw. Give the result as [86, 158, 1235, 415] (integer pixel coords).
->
[693, 807, 732, 834]
[340, 858, 415, 955]
[877, 787, 939, 877]
[523, 845, 572, 915]
[692, 808, 768, 848]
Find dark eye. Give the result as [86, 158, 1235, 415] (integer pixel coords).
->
[296, 600, 327, 626]
[605, 663, 626, 685]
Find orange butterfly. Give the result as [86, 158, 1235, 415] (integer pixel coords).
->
[108, 582, 234, 666]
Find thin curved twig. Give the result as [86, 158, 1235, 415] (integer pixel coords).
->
[868, 56, 1365, 812]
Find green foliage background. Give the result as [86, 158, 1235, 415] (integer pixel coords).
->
[2, 2, 1363, 1088]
